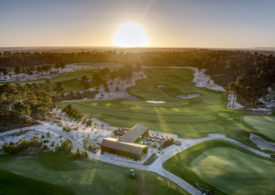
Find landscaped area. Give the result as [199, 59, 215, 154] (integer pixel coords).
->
[0, 152, 187, 195]
[163, 140, 275, 195]
[59, 68, 275, 149]
[1, 65, 275, 194]
[2, 2, 275, 194]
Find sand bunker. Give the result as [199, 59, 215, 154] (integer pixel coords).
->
[227, 93, 244, 110]
[168, 66, 225, 92]
[146, 100, 166, 104]
[157, 85, 165, 88]
[250, 133, 275, 152]
[177, 93, 200, 99]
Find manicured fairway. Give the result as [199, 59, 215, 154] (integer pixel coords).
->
[243, 115, 275, 140]
[0, 152, 187, 195]
[60, 68, 275, 148]
[163, 140, 275, 195]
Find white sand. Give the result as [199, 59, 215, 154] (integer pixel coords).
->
[169, 66, 225, 92]
[157, 85, 165, 88]
[65, 71, 146, 102]
[177, 93, 200, 99]
[94, 71, 146, 100]
[227, 93, 244, 109]
[244, 107, 273, 115]
[258, 86, 275, 109]
[146, 100, 166, 104]
[250, 133, 275, 151]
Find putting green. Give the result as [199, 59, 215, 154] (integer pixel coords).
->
[0, 152, 187, 195]
[163, 140, 275, 195]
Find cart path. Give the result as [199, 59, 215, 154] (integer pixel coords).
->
[0, 124, 272, 195]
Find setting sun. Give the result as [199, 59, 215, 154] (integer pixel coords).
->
[113, 23, 148, 47]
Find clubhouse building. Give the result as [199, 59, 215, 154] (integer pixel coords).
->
[101, 124, 149, 160]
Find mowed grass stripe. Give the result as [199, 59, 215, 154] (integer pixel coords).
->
[0, 152, 188, 195]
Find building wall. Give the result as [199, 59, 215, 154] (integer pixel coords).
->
[101, 146, 144, 160]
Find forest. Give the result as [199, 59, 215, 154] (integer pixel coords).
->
[1, 48, 275, 106]
[0, 81, 54, 131]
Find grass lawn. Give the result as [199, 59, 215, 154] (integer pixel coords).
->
[0, 152, 187, 195]
[163, 140, 275, 195]
[59, 68, 275, 149]
[0, 169, 73, 195]
[243, 115, 275, 140]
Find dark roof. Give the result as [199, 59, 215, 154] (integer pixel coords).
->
[101, 137, 147, 155]
[119, 124, 149, 143]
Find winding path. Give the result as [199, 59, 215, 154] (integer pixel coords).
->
[0, 123, 272, 195]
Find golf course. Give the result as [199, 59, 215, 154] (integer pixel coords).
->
[1, 66, 275, 194]
[2, 1, 275, 193]
[163, 140, 275, 195]
[0, 152, 187, 195]
[60, 68, 275, 148]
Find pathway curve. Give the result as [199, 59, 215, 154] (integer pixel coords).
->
[0, 124, 272, 195]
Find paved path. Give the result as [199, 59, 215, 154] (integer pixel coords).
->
[0, 124, 272, 195]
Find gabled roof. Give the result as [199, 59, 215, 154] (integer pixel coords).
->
[101, 137, 147, 155]
[119, 124, 149, 143]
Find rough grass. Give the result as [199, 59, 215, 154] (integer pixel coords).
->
[0, 152, 187, 195]
[163, 140, 275, 195]
[59, 68, 275, 150]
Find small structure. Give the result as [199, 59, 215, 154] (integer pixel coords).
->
[119, 124, 149, 143]
[101, 124, 149, 160]
[101, 137, 148, 160]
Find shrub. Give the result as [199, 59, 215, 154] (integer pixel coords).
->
[62, 104, 83, 121]
[88, 144, 93, 150]
[60, 139, 73, 153]
[74, 149, 88, 158]
[1, 136, 42, 154]
[74, 149, 81, 158]
[81, 151, 88, 158]
[86, 120, 92, 127]
[42, 145, 49, 150]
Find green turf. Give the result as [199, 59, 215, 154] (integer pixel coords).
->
[59, 68, 275, 149]
[163, 140, 275, 195]
[0, 169, 73, 195]
[0, 152, 187, 195]
[243, 115, 275, 140]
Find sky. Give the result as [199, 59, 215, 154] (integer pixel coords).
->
[1, 0, 275, 48]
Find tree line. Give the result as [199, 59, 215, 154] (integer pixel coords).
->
[1, 49, 274, 106]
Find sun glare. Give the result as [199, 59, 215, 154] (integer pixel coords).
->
[113, 23, 148, 47]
